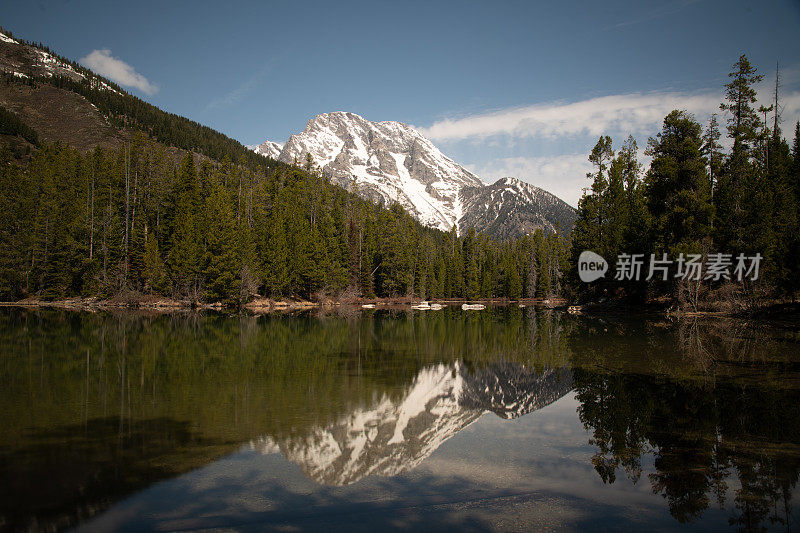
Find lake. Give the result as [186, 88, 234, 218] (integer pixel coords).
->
[1, 307, 798, 531]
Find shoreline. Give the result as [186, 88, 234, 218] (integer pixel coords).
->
[2, 297, 796, 325]
[0, 296, 566, 313]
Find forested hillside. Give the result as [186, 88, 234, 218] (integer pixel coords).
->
[0, 26, 265, 167]
[0, 138, 567, 303]
[571, 55, 800, 309]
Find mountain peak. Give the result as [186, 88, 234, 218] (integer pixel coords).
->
[277, 111, 482, 231]
[253, 112, 575, 237]
[460, 176, 577, 239]
[252, 140, 282, 159]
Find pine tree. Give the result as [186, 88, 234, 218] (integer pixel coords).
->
[534, 234, 551, 298]
[720, 55, 763, 157]
[378, 206, 414, 296]
[128, 221, 146, 290]
[702, 114, 723, 200]
[359, 217, 378, 298]
[0, 163, 31, 298]
[619, 137, 649, 253]
[202, 179, 241, 304]
[480, 240, 497, 298]
[571, 136, 615, 262]
[142, 226, 167, 293]
[782, 122, 800, 298]
[463, 227, 480, 299]
[167, 154, 203, 299]
[445, 226, 463, 297]
[715, 55, 764, 251]
[433, 252, 446, 299]
[237, 220, 259, 302]
[525, 234, 538, 298]
[645, 110, 713, 254]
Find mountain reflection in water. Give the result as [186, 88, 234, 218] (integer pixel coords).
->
[0, 307, 798, 531]
[252, 362, 572, 486]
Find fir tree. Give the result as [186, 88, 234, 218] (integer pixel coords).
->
[167, 154, 203, 299]
[716, 55, 764, 251]
[645, 110, 713, 254]
[142, 226, 167, 293]
[202, 179, 241, 304]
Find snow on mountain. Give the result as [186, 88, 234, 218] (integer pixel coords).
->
[0, 32, 18, 45]
[251, 362, 572, 486]
[276, 111, 483, 231]
[252, 140, 283, 159]
[278, 363, 478, 485]
[253, 111, 575, 237]
[0, 30, 120, 93]
[459, 177, 577, 239]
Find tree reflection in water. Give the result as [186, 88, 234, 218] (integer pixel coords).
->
[572, 316, 800, 529]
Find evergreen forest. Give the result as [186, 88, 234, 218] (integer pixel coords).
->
[0, 134, 567, 304]
[571, 55, 800, 309]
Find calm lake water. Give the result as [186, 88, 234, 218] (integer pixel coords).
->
[1, 307, 799, 532]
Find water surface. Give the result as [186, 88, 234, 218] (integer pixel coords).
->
[1, 307, 798, 531]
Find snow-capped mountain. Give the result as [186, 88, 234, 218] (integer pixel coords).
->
[460, 177, 576, 239]
[251, 362, 572, 486]
[253, 140, 283, 159]
[252, 111, 575, 237]
[281, 112, 482, 230]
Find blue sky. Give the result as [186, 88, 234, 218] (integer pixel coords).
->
[2, 0, 799, 205]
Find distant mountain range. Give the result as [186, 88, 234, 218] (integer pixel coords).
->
[253, 111, 576, 237]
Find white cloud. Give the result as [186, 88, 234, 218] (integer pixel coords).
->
[423, 81, 800, 207]
[79, 49, 158, 95]
[418, 92, 723, 142]
[421, 83, 800, 144]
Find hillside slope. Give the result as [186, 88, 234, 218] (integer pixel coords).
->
[0, 27, 272, 169]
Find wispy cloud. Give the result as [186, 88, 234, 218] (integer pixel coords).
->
[421, 70, 800, 145]
[418, 91, 723, 142]
[79, 49, 158, 95]
[204, 63, 273, 112]
[424, 78, 800, 206]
